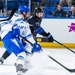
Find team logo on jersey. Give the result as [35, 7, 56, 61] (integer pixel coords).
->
[18, 26, 26, 29]
[36, 22, 40, 26]
[68, 23, 75, 32]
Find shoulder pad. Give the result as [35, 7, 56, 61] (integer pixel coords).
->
[15, 18, 23, 22]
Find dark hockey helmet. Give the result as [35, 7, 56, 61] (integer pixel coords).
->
[34, 7, 43, 14]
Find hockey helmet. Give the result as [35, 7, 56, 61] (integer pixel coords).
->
[18, 5, 29, 14]
[34, 7, 43, 14]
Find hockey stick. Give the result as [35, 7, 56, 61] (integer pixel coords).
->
[20, 35, 75, 73]
[0, 2, 17, 21]
[54, 39, 75, 53]
[0, 0, 22, 21]
[48, 55, 75, 73]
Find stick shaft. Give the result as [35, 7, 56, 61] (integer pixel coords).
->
[48, 55, 75, 72]
[54, 39, 75, 53]
[20, 36, 75, 73]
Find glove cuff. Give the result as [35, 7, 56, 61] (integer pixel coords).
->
[46, 33, 51, 38]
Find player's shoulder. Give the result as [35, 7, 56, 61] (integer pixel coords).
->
[28, 16, 35, 23]
[10, 13, 20, 22]
[28, 16, 33, 19]
[13, 13, 19, 17]
[15, 18, 25, 25]
[28, 16, 35, 21]
[15, 18, 23, 22]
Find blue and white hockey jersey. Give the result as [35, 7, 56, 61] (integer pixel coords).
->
[12, 18, 35, 45]
[0, 13, 21, 39]
[1, 13, 36, 54]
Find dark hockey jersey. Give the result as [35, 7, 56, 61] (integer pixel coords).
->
[28, 15, 48, 37]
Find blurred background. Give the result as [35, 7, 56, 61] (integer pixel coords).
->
[0, 0, 75, 18]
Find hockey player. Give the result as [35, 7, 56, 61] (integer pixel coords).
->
[0, 5, 41, 74]
[28, 7, 54, 42]
[0, 13, 21, 64]
[0, 7, 31, 64]
[0, 7, 54, 65]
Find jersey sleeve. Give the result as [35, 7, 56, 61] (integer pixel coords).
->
[28, 18, 48, 37]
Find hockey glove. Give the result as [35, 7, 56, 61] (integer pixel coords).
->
[32, 42, 42, 53]
[12, 25, 20, 37]
[46, 32, 54, 42]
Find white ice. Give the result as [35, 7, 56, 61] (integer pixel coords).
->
[0, 47, 75, 75]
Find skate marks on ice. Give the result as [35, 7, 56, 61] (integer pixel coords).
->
[0, 47, 17, 75]
[25, 49, 75, 75]
[24, 51, 69, 75]
[0, 64, 17, 75]
[0, 47, 75, 75]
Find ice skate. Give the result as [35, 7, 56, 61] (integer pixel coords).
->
[15, 64, 28, 75]
[0, 57, 4, 64]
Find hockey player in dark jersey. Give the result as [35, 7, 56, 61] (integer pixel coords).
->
[28, 7, 54, 42]
[0, 7, 54, 64]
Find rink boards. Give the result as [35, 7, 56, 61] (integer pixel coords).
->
[0, 18, 75, 48]
[0, 41, 75, 48]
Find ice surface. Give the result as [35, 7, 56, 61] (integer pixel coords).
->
[0, 47, 75, 75]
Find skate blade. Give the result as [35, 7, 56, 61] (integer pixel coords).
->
[17, 69, 28, 75]
[17, 71, 23, 75]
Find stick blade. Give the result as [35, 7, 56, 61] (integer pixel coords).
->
[68, 69, 75, 73]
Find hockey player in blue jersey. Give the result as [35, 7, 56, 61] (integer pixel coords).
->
[0, 13, 21, 64]
[0, 6, 54, 65]
[0, 5, 41, 74]
[0, 6, 35, 64]
[0, 12, 24, 64]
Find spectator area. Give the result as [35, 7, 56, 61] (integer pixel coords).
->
[0, 0, 74, 18]
[44, 5, 71, 18]
[4, 0, 28, 11]
[49, 0, 59, 6]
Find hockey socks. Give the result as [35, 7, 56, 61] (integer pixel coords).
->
[2, 50, 11, 59]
